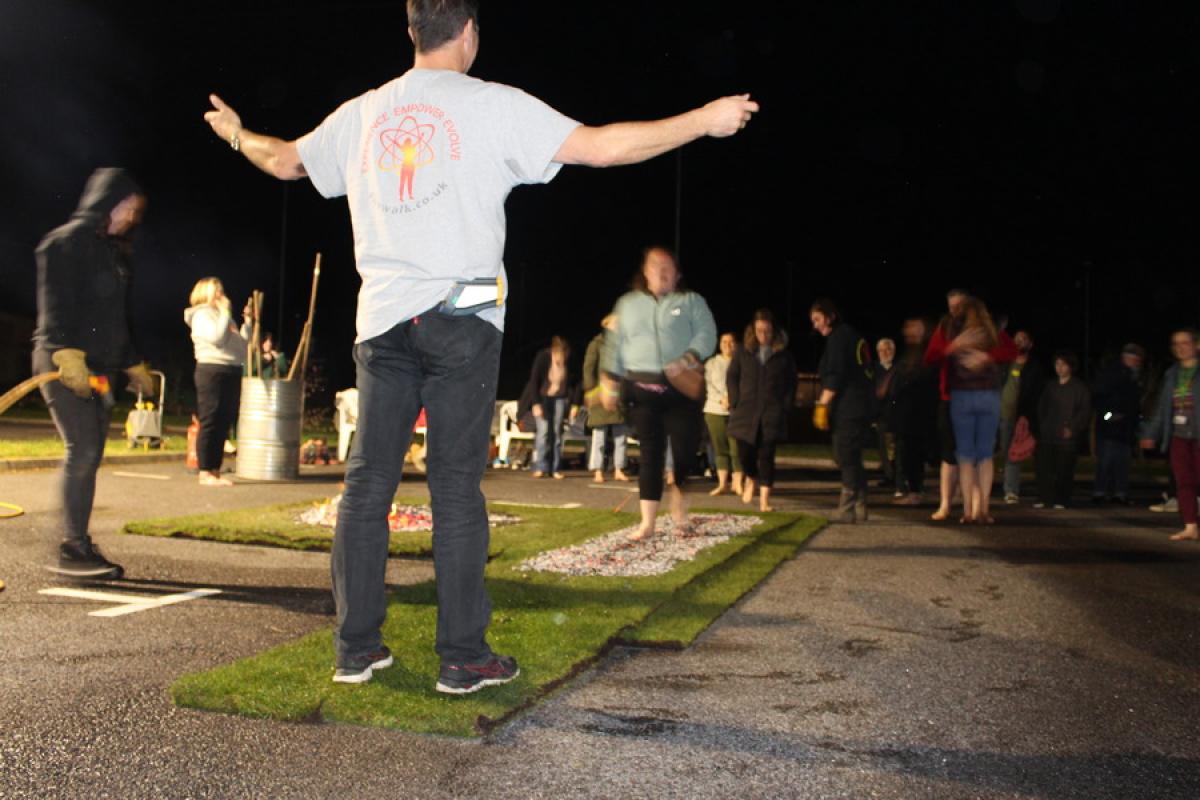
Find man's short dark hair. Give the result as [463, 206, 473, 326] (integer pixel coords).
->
[1053, 349, 1078, 373]
[407, 0, 479, 53]
[810, 297, 840, 322]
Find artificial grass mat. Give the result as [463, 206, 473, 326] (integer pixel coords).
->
[161, 502, 823, 736]
[124, 499, 460, 557]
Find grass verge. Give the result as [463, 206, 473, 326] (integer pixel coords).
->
[164, 502, 822, 736]
[0, 436, 187, 460]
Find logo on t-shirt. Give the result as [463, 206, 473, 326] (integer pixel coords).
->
[380, 116, 436, 201]
[362, 103, 463, 212]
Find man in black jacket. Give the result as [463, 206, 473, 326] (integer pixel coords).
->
[811, 298, 874, 522]
[34, 168, 154, 578]
[1091, 343, 1145, 504]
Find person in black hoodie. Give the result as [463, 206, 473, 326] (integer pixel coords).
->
[811, 298, 875, 522]
[727, 309, 797, 512]
[1034, 351, 1092, 509]
[34, 168, 154, 578]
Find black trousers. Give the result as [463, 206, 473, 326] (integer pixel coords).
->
[624, 382, 701, 502]
[897, 427, 928, 493]
[34, 349, 112, 546]
[833, 415, 869, 493]
[736, 426, 778, 487]
[1036, 440, 1078, 506]
[896, 400, 936, 494]
[194, 363, 242, 472]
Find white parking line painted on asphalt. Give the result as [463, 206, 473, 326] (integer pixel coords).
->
[38, 587, 221, 617]
[587, 483, 638, 492]
[491, 501, 583, 509]
[111, 471, 171, 480]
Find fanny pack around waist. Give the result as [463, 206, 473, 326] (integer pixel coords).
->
[436, 277, 504, 317]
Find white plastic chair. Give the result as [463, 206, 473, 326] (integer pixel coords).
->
[334, 388, 358, 463]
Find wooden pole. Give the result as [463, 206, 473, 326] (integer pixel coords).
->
[288, 253, 321, 381]
[252, 290, 263, 378]
[245, 305, 254, 377]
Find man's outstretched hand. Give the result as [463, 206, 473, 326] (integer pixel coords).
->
[204, 94, 242, 145]
[701, 94, 760, 138]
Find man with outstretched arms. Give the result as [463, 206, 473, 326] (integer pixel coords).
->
[204, 0, 757, 692]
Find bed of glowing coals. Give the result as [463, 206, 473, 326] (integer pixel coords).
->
[519, 514, 762, 577]
[298, 494, 520, 532]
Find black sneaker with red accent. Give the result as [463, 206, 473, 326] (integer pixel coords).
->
[436, 654, 519, 695]
[332, 646, 394, 684]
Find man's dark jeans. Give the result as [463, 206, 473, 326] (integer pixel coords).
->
[1093, 437, 1131, 499]
[332, 313, 501, 668]
[34, 348, 112, 546]
[1036, 439, 1079, 506]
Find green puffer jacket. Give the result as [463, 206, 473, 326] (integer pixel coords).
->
[582, 333, 624, 427]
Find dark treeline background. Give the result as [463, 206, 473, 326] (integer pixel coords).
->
[0, 1, 1194, 408]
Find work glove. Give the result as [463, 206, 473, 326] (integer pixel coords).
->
[125, 363, 155, 398]
[51, 348, 91, 398]
[812, 403, 830, 432]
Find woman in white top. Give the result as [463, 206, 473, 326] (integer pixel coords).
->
[184, 277, 252, 486]
[703, 332, 743, 495]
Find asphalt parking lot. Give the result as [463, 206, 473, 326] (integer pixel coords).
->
[1, 449, 1198, 799]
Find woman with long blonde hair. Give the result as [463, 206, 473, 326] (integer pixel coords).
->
[184, 277, 253, 486]
[942, 296, 1015, 523]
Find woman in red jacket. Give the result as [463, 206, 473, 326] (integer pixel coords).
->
[924, 294, 1017, 523]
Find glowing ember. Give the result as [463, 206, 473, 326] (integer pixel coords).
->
[519, 514, 762, 577]
[298, 494, 519, 532]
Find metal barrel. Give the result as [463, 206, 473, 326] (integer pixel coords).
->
[235, 377, 302, 481]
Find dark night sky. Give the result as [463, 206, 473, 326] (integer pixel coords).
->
[1, 0, 1196, 402]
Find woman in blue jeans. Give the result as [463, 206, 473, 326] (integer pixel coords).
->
[945, 298, 1017, 523]
[518, 336, 575, 478]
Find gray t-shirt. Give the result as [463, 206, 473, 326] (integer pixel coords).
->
[297, 69, 580, 341]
